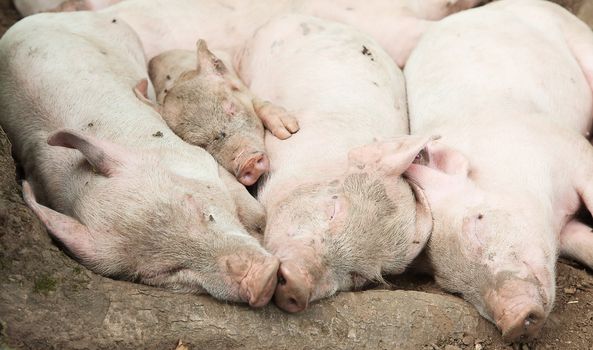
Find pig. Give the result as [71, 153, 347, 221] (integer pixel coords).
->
[13, 0, 122, 16]
[101, 0, 481, 64]
[403, 0, 593, 342]
[236, 14, 435, 312]
[0, 11, 278, 307]
[135, 40, 299, 186]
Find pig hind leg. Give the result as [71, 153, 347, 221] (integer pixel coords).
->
[560, 219, 593, 269]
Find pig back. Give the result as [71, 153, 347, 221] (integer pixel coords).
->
[405, 2, 592, 136]
[238, 14, 408, 191]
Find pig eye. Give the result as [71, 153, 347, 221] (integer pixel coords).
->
[214, 131, 227, 141]
[414, 149, 429, 165]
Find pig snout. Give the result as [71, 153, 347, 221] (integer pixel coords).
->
[235, 151, 269, 186]
[274, 261, 313, 313]
[485, 279, 549, 343]
[223, 253, 279, 307]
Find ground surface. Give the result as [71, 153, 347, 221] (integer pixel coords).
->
[1, 1, 593, 349]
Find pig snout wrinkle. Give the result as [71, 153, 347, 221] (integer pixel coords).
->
[499, 303, 545, 343]
[274, 262, 311, 313]
[241, 256, 280, 308]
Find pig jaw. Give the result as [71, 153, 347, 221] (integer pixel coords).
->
[267, 174, 422, 312]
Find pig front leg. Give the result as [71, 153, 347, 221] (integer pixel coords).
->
[252, 97, 299, 140]
[560, 219, 593, 268]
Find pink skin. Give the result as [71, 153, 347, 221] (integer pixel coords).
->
[235, 151, 269, 186]
[403, 0, 593, 341]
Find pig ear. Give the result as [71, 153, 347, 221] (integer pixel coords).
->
[404, 181, 433, 261]
[405, 141, 471, 204]
[22, 180, 98, 263]
[47, 129, 128, 177]
[195, 39, 227, 75]
[348, 135, 440, 176]
[133, 79, 161, 113]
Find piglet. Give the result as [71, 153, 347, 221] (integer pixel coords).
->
[0, 11, 277, 307]
[135, 40, 298, 186]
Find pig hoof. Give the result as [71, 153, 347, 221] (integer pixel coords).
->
[274, 262, 311, 313]
[237, 153, 269, 186]
[500, 305, 545, 343]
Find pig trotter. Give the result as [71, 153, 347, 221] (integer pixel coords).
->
[252, 98, 299, 140]
[560, 219, 593, 269]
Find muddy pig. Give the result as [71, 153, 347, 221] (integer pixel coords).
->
[135, 40, 299, 186]
[404, 0, 593, 342]
[237, 15, 435, 312]
[0, 11, 278, 307]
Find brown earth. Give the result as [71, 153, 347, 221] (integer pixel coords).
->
[1, 1, 593, 349]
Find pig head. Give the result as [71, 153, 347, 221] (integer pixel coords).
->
[267, 136, 435, 312]
[406, 140, 557, 342]
[147, 40, 269, 186]
[22, 129, 277, 307]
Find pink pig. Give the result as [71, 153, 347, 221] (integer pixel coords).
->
[404, 0, 593, 342]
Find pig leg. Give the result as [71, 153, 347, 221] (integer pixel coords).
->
[218, 166, 266, 241]
[560, 219, 593, 269]
[226, 69, 299, 139]
[252, 97, 299, 140]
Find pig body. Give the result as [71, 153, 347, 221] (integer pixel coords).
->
[237, 15, 435, 312]
[144, 42, 298, 186]
[0, 11, 278, 307]
[404, 0, 593, 342]
[102, 0, 480, 65]
[13, 0, 122, 16]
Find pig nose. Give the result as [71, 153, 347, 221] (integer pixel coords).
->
[274, 262, 311, 313]
[241, 256, 280, 308]
[499, 304, 546, 343]
[237, 152, 269, 186]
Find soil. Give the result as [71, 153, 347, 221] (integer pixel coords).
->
[1, 1, 593, 349]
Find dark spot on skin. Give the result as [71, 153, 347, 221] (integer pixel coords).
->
[152, 131, 163, 137]
[413, 240, 420, 244]
[329, 179, 340, 186]
[209, 215, 215, 222]
[346, 7, 354, 11]
[85, 181, 89, 186]
[301, 23, 310, 35]
[361, 45, 374, 61]
[87, 122, 94, 127]
[163, 89, 168, 93]
[215, 131, 227, 141]
[100, 50, 107, 56]
[111, 18, 117, 23]
[166, 75, 171, 80]
[478, 214, 484, 219]
[332, 195, 338, 199]
[372, 81, 378, 87]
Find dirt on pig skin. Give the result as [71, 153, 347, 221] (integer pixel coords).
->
[1, 0, 593, 349]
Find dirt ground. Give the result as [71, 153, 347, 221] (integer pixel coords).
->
[1, 1, 593, 349]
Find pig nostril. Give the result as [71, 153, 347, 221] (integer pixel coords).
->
[278, 274, 286, 285]
[288, 297, 298, 306]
